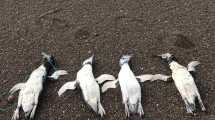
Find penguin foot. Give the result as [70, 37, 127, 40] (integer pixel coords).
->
[11, 109, 19, 120]
[124, 104, 130, 117]
[138, 105, 144, 117]
[98, 103, 106, 117]
[201, 106, 206, 112]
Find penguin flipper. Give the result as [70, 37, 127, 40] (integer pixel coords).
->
[49, 70, 68, 80]
[9, 83, 25, 95]
[58, 81, 77, 96]
[136, 74, 171, 82]
[187, 61, 200, 72]
[101, 80, 118, 93]
[96, 74, 116, 84]
[136, 74, 154, 82]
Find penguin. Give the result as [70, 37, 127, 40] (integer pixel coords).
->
[9, 52, 68, 120]
[58, 55, 116, 117]
[101, 55, 170, 117]
[156, 53, 206, 114]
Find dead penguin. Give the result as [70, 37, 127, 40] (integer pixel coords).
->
[58, 55, 115, 117]
[9, 52, 68, 120]
[157, 53, 206, 114]
[101, 55, 170, 117]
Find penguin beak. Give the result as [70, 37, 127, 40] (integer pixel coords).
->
[157, 54, 163, 57]
[152, 54, 164, 60]
[152, 54, 161, 58]
[124, 54, 133, 59]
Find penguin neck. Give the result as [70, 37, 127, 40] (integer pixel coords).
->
[167, 56, 178, 64]
[83, 64, 93, 70]
[38, 64, 46, 71]
[83, 62, 92, 66]
[37, 65, 48, 82]
[169, 61, 182, 71]
[121, 63, 130, 68]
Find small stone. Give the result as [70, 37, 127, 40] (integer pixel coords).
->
[140, 67, 144, 70]
[88, 50, 92, 54]
[7, 95, 15, 103]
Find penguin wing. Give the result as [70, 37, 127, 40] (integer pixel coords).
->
[136, 74, 171, 82]
[9, 83, 26, 95]
[49, 70, 68, 80]
[187, 61, 200, 72]
[96, 74, 116, 84]
[101, 80, 119, 93]
[58, 81, 77, 96]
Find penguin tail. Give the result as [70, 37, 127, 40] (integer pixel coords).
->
[137, 103, 144, 117]
[98, 103, 106, 117]
[88, 98, 97, 111]
[186, 102, 196, 113]
[88, 98, 105, 117]
[24, 111, 31, 119]
[128, 104, 137, 113]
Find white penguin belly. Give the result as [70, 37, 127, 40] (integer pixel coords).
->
[21, 90, 35, 112]
[119, 69, 141, 104]
[172, 69, 196, 102]
[78, 73, 100, 101]
[21, 80, 43, 112]
[81, 81, 100, 101]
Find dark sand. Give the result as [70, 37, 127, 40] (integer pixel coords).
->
[0, 0, 215, 120]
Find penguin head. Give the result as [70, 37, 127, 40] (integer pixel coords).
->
[42, 52, 57, 74]
[119, 55, 132, 66]
[157, 53, 177, 64]
[82, 55, 94, 66]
